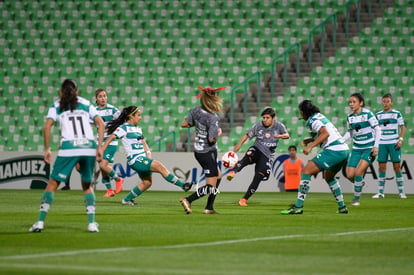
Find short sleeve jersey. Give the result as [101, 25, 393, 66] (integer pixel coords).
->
[306, 113, 349, 151]
[376, 109, 404, 145]
[96, 103, 120, 146]
[347, 107, 379, 149]
[46, 96, 99, 157]
[113, 122, 145, 164]
[246, 120, 287, 159]
[185, 106, 220, 153]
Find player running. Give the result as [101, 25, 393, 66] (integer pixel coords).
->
[94, 88, 124, 197]
[281, 100, 349, 214]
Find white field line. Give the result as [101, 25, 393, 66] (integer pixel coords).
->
[1, 227, 413, 261]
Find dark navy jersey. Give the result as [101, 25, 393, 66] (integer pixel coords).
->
[185, 106, 220, 153]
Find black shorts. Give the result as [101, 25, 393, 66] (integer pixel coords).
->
[194, 150, 219, 177]
[246, 146, 271, 180]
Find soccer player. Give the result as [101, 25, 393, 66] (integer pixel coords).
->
[373, 93, 406, 199]
[180, 86, 225, 214]
[343, 93, 381, 206]
[227, 107, 290, 207]
[94, 88, 124, 197]
[102, 106, 193, 206]
[29, 79, 105, 233]
[281, 100, 349, 215]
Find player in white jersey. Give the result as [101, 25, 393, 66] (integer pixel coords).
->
[343, 93, 381, 206]
[281, 100, 349, 215]
[29, 79, 105, 233]
[94, 88, 124, 197]
[373, 93, 406, 199]
[101, 106, 193, 206]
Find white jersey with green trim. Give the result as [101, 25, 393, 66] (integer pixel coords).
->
[376, 109, 404, 145]
[306, 113, 348, 151]
[96, 103, 120, 146]
[113, 122, 145, 165]
[346, 107, 379, 149]
[46, 96, 98, 157]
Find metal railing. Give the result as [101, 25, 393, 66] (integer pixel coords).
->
[149, 130, 177, 152]
[149, 0, 370, 152]
[229, 71, 261, 129]
[270, 43, 301, 97]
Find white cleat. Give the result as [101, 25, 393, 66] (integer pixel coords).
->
[350, 199, 360, 206]
[372, 193, 385, 199]
[29, 221, 44, 232]
[88, 222, 99, 233]
[399, 193, 407, 199]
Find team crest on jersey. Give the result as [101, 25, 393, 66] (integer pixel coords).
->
[265, 132, 271, 138]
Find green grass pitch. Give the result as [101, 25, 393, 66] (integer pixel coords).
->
[0, 189, 413, 274]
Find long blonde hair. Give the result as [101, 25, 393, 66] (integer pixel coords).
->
[197, 86, 225, 113]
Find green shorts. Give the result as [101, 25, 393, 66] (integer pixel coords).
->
[347, 148, 375, 168]
[50, 156, 96, 183]
[103, 145, 118, 163]
[378, 143, 401, 163]
[129, 156, 153, 179]
[312, 149, 349, 173]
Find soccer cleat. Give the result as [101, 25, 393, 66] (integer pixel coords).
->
[238, 198, 248, 207]
[337, 206, 349, 214]
[183, 181, 194, 192]
[227, 171, 236, 181]
[121, 199, 137, 205]
[281, 204, 303, 215]
[203, 209, 219, 214]
[399, 193, 407, 199]
[115, 177, 124, 194]
[88, 222, 99, 233]
[372, 193, 385, 199]
[350, 199, 360, 206]
[60, 185, 70, 190]
[29, 221, 44, 232]
[103, 189, 115, 197]
[180, 198, 192, 214]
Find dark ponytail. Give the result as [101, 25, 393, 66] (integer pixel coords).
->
[106, 106, 139, 134]
[298, 100, 320, 120]
[60, 79, 78, 112]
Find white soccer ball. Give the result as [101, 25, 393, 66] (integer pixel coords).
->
[221, 151, 239, 169]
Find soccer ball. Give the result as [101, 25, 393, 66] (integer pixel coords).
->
[221, 151, 239, 169]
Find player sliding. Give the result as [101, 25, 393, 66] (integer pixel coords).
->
[101, 106, 193, 205]
[281, 100, 349, 215]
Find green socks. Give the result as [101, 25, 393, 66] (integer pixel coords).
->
[378, 171, 386, 194]
[165, 173, 185, 188]
[295, 174, 312, 208]
[354, 175, 364, 200]
[38, 191, 54, 221]
[396, 172, 405, 194]
[327, 179, 345, 208]
[124, 186, 143, 201]
[108, 170, 119, 181]
[84, 193, 96, 224]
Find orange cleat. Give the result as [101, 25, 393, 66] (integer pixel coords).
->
[103, 189, 115, 197]
[115, 177, 124, 194]
[239, 198, 248, 206]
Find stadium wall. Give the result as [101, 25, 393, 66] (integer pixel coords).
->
[0, 151, 413, 194]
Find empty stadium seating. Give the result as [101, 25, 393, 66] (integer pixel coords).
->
[1, 0, 413, 154]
